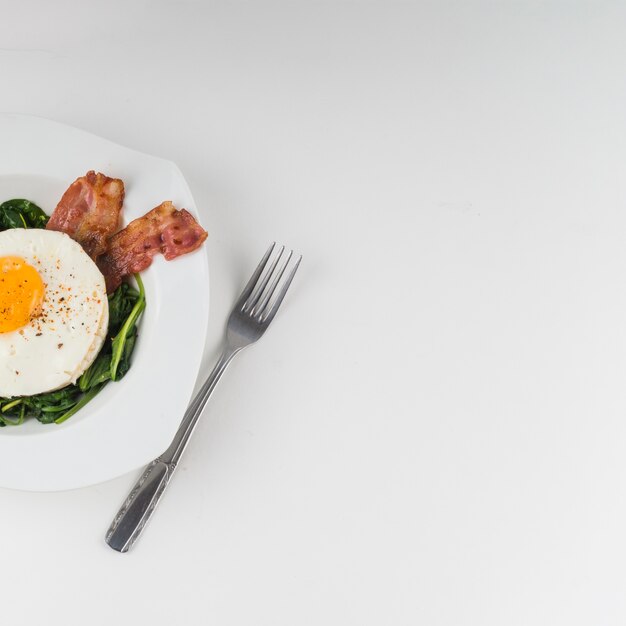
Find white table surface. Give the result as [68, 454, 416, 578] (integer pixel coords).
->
[2, 1, 626, 624]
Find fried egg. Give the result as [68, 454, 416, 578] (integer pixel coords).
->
[0, 229, 108, 397]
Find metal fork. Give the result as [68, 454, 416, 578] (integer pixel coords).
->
[105, 243, 302, 552]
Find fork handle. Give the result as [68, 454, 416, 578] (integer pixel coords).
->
[105, 458, 172, 552]
[105, 346, 239, 552]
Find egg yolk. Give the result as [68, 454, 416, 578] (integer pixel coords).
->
[0, 256, 45, 333]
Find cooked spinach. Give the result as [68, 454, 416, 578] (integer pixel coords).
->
[0, 199, 49, 230]
[110, 275, 145, 382]
[0, 200, 146, 426]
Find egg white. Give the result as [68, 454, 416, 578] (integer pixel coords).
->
[0, 229, 108, 397]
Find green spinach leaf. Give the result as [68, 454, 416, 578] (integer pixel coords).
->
[110, 274, 145, 382]
[0, 199, 49, 230]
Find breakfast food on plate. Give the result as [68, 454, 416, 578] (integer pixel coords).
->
[0, 229, 108, 397]
[98, 201, 209, 292]
[46, 171, 125, 259]
[0, 170, 207, 426]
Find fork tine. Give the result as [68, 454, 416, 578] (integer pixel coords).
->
[260, 255, 302, 324]
[234, 242, 275, 310]
[254, 249, 293, 317]
[245, 245, 285, 312]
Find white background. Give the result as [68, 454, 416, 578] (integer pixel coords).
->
[2, 1, 626, 624]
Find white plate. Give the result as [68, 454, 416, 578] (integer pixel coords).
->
[0, 114, 210, 491]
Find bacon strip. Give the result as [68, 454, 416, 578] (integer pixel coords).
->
[46, 171, 124, 259]
[97, 201, 208, 292]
